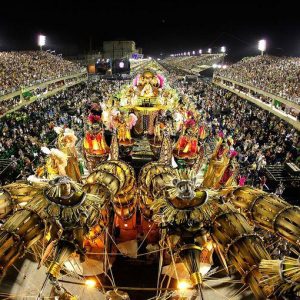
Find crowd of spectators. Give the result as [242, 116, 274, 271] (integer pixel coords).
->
[215, 55, 300, 104]
[0, 51, 83, 95]
[173, 78, 300, 189]
[162, 54, 225, 74]
[0, 77, 122, 184]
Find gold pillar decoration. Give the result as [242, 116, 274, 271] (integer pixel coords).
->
[259, 256, 300, 296]
[211, 210, 273, 299]
[224, 186, 300, 246]
[0, 209, 44, 275]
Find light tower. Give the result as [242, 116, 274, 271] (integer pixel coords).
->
[38, 34, 46, 51]
[258, 39, 266, 55]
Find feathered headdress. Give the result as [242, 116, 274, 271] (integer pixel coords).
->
[88, 114, 101, 124]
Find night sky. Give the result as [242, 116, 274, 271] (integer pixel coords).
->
[0, 0, 299, 59]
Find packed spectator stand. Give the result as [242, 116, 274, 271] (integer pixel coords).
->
[0, 51, 82, 95]
[161, 54, 225, 74]
[215, 55, 300, 105]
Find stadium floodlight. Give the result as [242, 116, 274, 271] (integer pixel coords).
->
[221, 46, 226, 53]
[208, 48, 212, 54]
[38, 34, 46, 50]
[199, 49, 202, 54]
[258, 39, 266, 55]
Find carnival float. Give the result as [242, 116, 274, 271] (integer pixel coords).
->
[0, 69, 299, 300]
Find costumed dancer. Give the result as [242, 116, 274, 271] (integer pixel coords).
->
[56, 127, 82, 183]
[36, 147, 68, 180]
[83, 114, 110, 172]
[174, 110, 199, 157]
[113, 111, 137, 145]
[202, 137, 234, 188]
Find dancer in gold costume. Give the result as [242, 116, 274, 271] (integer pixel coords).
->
[202, 138, 231, 188]
[57, 128, 81, 183]
[37, 148, 68, 179]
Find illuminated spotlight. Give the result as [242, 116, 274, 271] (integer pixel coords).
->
[212, 64, 217, 68]
[187, 51, 190, 56]
[157, 58, 161, 61]
[192, 50, 195, 55]
[208, 48, 212, 54]
[178, 280, 192, 291]
[199, 49, 202, 54]
[119, 61, 125, 68]
[222, 65, 227, 69]
[221, 46, 226, 53]
[85, 279, 96, 288]
[258, 39, 266, 55]
[148, 56, 152, 60]
[184, 52, 186, 55]
[38, 34, 46, 50]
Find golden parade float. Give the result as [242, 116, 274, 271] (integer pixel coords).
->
[0, 69, 299, 300]
[115, 69, 178, 136]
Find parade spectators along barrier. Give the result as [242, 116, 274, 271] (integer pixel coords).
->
[0, 71, 88, 118]
[213, 75, 300, 131]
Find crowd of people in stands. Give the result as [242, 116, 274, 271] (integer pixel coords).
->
[0, 78, 122, 184]
[162, 54, 225, 74]
[215, 55, 300, 104]
[0, 51, 82, 95]
[174, 78, 299, 189]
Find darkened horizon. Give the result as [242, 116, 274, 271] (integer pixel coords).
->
[0, 0, 300, 58]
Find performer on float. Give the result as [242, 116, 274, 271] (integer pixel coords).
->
[56, 127, 82, 183]
[152, 110, 174, 143]
[84, 114, 110, 155]
[36, 147, 68, 179]
[215, 150, 238, 189]
[112, 111, 137, 144]
[174, 110, 199, 158]
[83, 114, 110, 172]
[202, 137, 234, 188]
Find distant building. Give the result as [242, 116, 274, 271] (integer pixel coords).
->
[102, 41, 142, 59]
